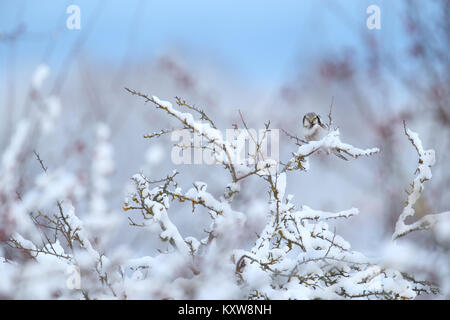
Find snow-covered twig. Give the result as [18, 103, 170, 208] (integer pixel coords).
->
[282, 129, 379, 172]
[392, 122, 450, 240]
[125, 88, 241, 182]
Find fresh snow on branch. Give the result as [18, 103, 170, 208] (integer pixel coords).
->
[283, 129, 379, 172]
[0, 88, 445, 299]
[392, 123, 450, 240]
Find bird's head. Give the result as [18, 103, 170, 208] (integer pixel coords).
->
[303, 112, 323, 129]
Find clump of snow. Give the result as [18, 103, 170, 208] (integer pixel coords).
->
[31, 64, 50, 90]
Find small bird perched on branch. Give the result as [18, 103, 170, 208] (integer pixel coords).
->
[302, 112, 348, 160]
[303, 112, 327, 142]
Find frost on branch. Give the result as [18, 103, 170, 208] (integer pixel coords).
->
[392, 122, 450, 240]
[283, 129, 379, 172]
[234, 172, 433, 299]
[1, 84, 440, 298]
[122, 89, 436, 299]
[4, 202, 121, 299]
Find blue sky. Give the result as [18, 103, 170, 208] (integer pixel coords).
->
[0, 0, 405, 85]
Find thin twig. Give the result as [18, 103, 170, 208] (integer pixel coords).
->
[33, 149, 48, 173]
[328, 96, 334, 128]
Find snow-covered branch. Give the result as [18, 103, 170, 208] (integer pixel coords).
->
[123, 90, 435, 299]
[1, 88, 442, 299]
[392, 123, 450, 240]
[283, 129, 379, 172]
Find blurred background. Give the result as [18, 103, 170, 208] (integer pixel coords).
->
[0, 0, 449, 298]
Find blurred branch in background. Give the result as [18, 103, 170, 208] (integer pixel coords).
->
[0, 0, 448, 299]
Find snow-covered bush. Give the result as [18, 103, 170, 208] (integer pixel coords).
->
[0, 86, 446, 299]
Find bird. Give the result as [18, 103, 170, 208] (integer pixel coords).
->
[302, 112, 327, 142]
[302, 112, 348, 160]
